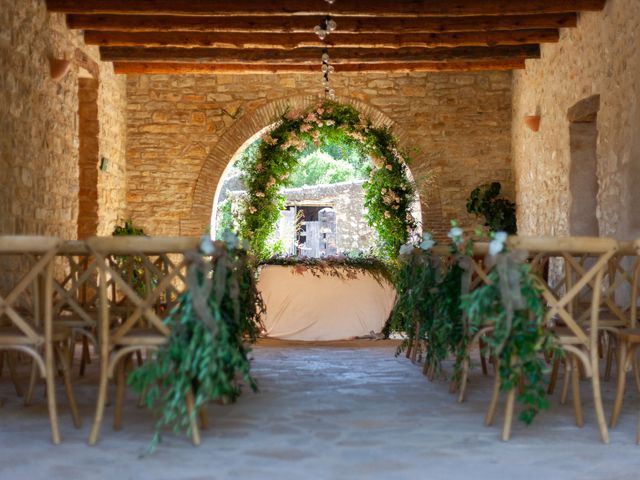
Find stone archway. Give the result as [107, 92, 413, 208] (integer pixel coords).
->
[180, 94, 438, 236]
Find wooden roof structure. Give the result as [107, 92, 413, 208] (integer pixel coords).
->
[46, 0, 607, 74]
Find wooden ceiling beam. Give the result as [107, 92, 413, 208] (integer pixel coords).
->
[100, 45, 540, 64]
[85, 30, 559, 49]
[47, 0, 607, 17]
[114, 59, 526, 75]
[67, 13, 578, 33]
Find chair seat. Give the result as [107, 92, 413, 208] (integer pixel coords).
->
[0, 326, 71, 345]
[617, 328, 640, 343]
[114, 328, 167, 347]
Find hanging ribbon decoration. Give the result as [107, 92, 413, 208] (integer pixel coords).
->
[315, 2, 337, 98]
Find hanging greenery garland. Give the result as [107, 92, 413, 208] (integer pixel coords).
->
[236, 100, 419, 260]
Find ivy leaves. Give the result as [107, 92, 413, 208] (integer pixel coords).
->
[237, 100, 418, 260]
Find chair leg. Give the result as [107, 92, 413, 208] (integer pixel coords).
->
[56, 343, 82, 429]
[560, 359, 571, 405]
[185, 391, 201, 446]
[547, 357, 560, 395]
[501, 387, 516, 441]
[604, 333, 615, 381]
[25, 360, 38, 406]
[88, 357, 110, 445]
[631, 346, 640, 395]
[44, 343, 61, 445]
[199, 407, 209, 430]
[457, 357, 469, 403]
[485, 373, 501, 427]
[610, 340, 628, 428]
[571, 355, 584, 427]
[114, 354, 132, 431]
[479, 338, 488, 376]
[591, 353, 610, 444]
[79, 336, 89, 377]
[7, 352, 24, 397]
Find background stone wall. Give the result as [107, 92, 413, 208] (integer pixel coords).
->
[512, 0, 640, 239]
[0, 0, 127, 239]
[126, 72, 514, 238]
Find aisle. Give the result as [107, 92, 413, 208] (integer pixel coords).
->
[0, 340, 637, 480]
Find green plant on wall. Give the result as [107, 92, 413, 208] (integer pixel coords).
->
[466, 182, 517, 234]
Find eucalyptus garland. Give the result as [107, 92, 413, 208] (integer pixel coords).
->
[237, 100, 418, 260]
[127, 238, 264, 451]
[262, 254, 393, 285]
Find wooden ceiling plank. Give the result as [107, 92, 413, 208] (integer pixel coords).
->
[85, 29, 559, 49]
[47, 0, 607, 17]
[68, 13, 578, 33]
[114, 59, 526, 74]
[100, 45, 540, 63]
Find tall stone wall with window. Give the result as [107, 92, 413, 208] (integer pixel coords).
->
[512, 0, 640, 239]
[126, 72, 514, 238]
[0, 0, 127, 239]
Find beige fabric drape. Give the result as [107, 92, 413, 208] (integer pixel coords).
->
[258, 265, 396, 341]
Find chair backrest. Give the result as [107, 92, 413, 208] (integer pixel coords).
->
[0, 236, 60, 343]
[507, 236, 618, 346]
[86, 236, 199, 345]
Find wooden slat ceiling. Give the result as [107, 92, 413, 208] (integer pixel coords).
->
[46, 0, 607, 74]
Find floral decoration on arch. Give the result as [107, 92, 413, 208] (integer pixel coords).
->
[237, 100, 419, 260]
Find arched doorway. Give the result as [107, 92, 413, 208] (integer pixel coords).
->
[179, 95, 426, 238]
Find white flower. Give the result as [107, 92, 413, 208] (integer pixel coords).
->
[199, 235, 215, 255]
[222, 231, 239, 249]
[488, 231, 508, 256]
[399, 244, 413, 255]
[325, 119, 335, 126]
[494, 231, 508, 243]
[248, 206, 257, 214]
[489, 239, 504, 256]
[448, 226, 464, 244]
[384, 211, 391, 219]
[420, 238, 435, 251]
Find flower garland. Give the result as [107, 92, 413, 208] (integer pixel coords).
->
[237, 101, 418, 260]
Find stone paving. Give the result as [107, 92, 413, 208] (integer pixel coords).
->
[0, 340, 638, 480]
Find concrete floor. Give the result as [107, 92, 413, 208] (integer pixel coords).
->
[0, 339, 639, 480]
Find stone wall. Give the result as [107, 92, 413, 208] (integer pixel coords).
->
[512, 0, 640, 239]
[126, 72, 513, 239]
[0, 0, 127, 239]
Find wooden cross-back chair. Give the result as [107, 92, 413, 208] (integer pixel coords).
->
[484, 236, 618, 443]
[0, 236, 80, 444]
[86, 236, 200, 446]
[610, 239, 640, 444]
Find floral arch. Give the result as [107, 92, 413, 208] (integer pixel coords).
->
[231, 100, 422, 260]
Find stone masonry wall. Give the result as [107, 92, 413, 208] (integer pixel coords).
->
[126, 72, 513, 239]
[0, 0, 127, 239]
[512, 0, 640, 239]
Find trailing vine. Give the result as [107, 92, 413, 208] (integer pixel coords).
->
[461, 240, 561, 424]
[237, 100, 418, 260]
[127, 236, 264, 451]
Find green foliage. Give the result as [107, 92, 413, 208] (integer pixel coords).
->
[215, 197, 238, 239]
[466, 182, 517, 234]
[237, 101, 418, 261]
[287, 150, 364, 187]
[461, 253, 561, 424]
[112, 219, 145, 236]
[127, 240, 264, 451]
[263, 254, 393, 285]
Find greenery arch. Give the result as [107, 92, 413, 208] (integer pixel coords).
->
[237, 100, 419, 260]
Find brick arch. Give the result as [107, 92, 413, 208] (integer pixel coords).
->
[180, 94, 438, 236]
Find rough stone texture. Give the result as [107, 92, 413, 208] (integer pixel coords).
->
[126, 72, 514, 239]
[0, 0, 127, 239]
[1, 340, 639, 480]
[512, 0, 640, 239]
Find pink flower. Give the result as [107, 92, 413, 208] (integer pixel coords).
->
[386, 164, 393, 171]
[249, 206, 257, 214]
[255, 191, 265, 198]
[286, 110, 301, 120]
[262, 134, 278, 146]
[384, 211, 391, 219]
